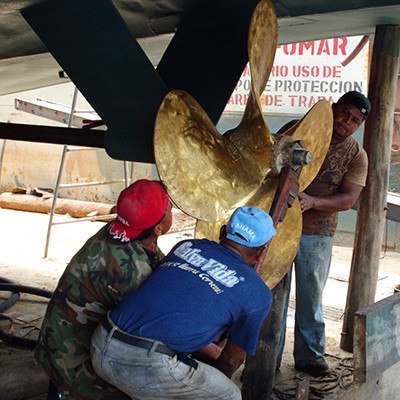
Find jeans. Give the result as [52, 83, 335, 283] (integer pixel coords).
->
[278, 234, 334, 363]
[90, 324, 241, 400]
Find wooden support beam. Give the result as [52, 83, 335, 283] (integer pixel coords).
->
[340, 25, 400, 352]
[241, 275, 288, 400]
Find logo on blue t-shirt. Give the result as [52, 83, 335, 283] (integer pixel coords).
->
[173, 242, 243, 288]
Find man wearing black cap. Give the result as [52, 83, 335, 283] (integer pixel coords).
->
[278, 91, 371, 377]
[35, 180, 173, 400]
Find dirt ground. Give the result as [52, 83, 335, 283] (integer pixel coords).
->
[1, 207, 399, 400]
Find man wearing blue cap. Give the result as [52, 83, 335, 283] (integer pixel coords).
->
[278, 91, 371, 377]
[90, 206, 276, 400]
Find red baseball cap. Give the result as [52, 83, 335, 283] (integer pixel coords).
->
[109, 179, 169, 241]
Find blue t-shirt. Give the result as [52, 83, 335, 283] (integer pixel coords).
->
[110, 239, 272, 355]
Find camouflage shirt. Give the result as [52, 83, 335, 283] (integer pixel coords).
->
[34, 223, 164, 400]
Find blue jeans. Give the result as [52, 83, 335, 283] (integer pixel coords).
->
[91, 324, 241, 400]
[278, 234, 334, 363]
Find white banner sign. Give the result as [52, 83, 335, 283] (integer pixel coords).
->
[226, 36, 369, 114]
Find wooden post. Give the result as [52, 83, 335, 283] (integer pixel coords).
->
[340, 25, 400, 352]
[241, 274, 288, 400]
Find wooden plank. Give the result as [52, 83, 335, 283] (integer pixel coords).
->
[354, 292, 400, 382]
[386, 192, 400, 223]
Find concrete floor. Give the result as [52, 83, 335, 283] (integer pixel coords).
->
[0, 207, 399, 400]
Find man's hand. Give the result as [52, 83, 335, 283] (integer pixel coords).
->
[298, 192, 314, 212]
[297, 182, 363, 214]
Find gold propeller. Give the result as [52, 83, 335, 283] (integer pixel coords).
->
[154, 0, 278, 222]
[154, 0, 333, 288]
[154, 90, 263, 222]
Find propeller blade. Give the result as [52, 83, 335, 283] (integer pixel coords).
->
[196, 175, 302, 289]
[225, 0, 278, 177]
[154, 90, 262, 222]
[154, 0, 279, 221]
[282, 100, 333, 191]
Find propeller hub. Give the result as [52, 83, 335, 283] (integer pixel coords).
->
[292, 147, 313, 166]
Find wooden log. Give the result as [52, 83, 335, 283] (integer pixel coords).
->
[0, 192, 116, 219]
[340, 25, 400, 352]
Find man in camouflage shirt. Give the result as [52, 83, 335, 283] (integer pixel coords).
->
[35, 179, 173, 400]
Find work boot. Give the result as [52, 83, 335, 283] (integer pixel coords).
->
[295, 358, 330, 377]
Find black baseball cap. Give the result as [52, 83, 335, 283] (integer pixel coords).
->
[336, 91, 371, 118]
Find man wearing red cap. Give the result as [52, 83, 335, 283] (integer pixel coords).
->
[90, 207, 276, 400]
[35, 179, 172, 400]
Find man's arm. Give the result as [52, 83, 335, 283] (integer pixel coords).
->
[213, 340, 246, 378]
[298, 181, 363, 213]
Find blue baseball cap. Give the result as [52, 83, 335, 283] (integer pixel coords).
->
[226, 207, 276, 247]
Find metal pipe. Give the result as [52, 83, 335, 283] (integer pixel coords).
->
[0, 139, 6, 184]
[341, 35, 371, 67]
[59, 179, 126, 188]
[44, 88, 79, 258]
[124, 161, 130, 187]
[51, 214, 117, 225]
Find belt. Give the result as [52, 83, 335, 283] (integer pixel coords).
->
[102, 318, 198, 369]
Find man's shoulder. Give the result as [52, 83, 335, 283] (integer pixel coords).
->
[349, 138, 367, 164]
[350, 137, 367, 157]
[337, 136, 368, 168]
[169, 238, 217, 253]
[346, 136, 364, 150]
[246, 273, 272, 300]
[326, 136, 367, 172]
[244, 279, 271, 308]
[75, 225, 154, 264]
[59, 225, 156, 290]
[334, 136, 365, 155]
